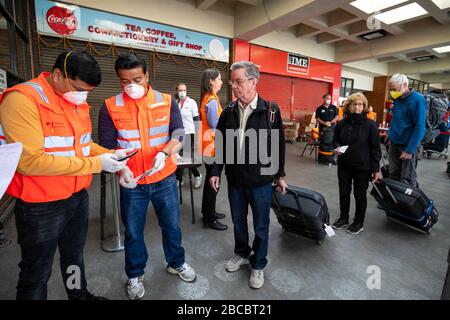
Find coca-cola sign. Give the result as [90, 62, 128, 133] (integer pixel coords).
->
[46, 6, 78, 35]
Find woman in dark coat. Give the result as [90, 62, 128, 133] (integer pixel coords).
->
[331, 92, 382, 234]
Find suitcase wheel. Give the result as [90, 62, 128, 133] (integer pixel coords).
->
[316, 240, 323, 245]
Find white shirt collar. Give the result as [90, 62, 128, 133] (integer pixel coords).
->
[238, 94, 258, 110]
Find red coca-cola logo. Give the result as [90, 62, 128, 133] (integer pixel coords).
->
[46, 6, 78, 35]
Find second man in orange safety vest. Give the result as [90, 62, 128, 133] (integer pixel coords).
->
[98, 54, 196, 300]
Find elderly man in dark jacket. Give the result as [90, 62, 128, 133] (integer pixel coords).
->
[209, 61, 287, 289]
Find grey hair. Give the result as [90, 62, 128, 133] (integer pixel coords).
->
[389, 73, 409, 86]
[230, 61, 260, 80]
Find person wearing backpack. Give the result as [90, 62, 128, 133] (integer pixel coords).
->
[209, 61, 287, 289]
[423, 89, 450, 143]
[387, 74, 426, 187]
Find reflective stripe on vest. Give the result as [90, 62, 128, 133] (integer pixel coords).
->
[148, 91, 169, 147]
[82, 145, 90, 157]
[149, 136, 169, 147]
[149, 125, 169, 136]
[118, 129, 140, 139]
[44, 136, 75, 148]
[116, 93, 125, 107]
[80, 133, 91, 144]
[46, 150, 76, 157]
[154, 91, 163, 103]
[22, 82, 50, 104]
[0, 124, 6, 145]
[118, 140, 142, 149]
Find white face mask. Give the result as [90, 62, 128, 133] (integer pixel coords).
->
[325, 99, 331, 105]
[178, 90, 187, 100]
[63, 91, 88, 105]
[124, 84, 145, 100]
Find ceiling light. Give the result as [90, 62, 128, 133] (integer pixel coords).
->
[431, 0, 450, 9]
[413, 55, 435, 61]
[350, 0, 409, 14]
[433, 45, 450, 53]
[373, 3, 428, 24]
[360, 30, 387, 40]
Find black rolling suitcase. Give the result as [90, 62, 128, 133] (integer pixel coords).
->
[371, 178, 439, 234]
[271, 185, 330, 244]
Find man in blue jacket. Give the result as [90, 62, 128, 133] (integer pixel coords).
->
[387, 74, 426, 187]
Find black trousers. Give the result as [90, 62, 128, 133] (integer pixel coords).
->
[176, 133, 200, 180]
[14, 189, 90, 300]
[337, 165, 371, 225]
[201, 163, 218, 223]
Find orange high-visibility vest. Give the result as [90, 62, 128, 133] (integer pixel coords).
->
[104, 88, 177, 184]
[199, 93, 222, 157]
[0, 72, 93, 202]
[367, 111, 377, 121]
[338, 106, 344, 120]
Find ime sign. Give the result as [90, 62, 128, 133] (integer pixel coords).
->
[287, 53, 309, 75]
[46, 6, 78, 35]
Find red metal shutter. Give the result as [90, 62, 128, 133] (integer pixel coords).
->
[257, 73, 292, 121]
[292, 78, 330, 122]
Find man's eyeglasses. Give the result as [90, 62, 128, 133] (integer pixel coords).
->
[228, 78, 254, 86]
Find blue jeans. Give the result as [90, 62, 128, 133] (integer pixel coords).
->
[227, 183, 273, 270]
[120, 174, 185, 279]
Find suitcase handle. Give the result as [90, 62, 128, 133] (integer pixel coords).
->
[384, 183, 399, 205]
[373, 179, 399, 204]
[370, 181, 384, 200]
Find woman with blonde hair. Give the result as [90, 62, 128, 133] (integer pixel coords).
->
[331, 92, 382, 234]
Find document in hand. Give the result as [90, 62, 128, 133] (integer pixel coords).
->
[335, 145, 349, 154]
[0, 142, 22, 198]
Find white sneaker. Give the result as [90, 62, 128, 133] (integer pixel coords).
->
[194, 174, 203, 189]
[176, 180, 184, 187]
[249, 269, 264, 289]
[225, 255, 249, 272]
[127, 276, 145, 300]
[166, 262, 197, 282]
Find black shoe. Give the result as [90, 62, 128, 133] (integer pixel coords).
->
[331, 217, 349, 230]
[346, 222, 364, 235]
[331, 160, 337, 165]
[215, 212, 225, 219]
[204, 220, 228, 231]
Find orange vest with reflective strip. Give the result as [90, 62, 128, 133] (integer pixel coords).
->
[199, 93, 222, 157]
[0, 72, 94, 202]
[104, 88, 177, 184]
